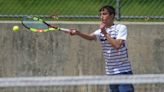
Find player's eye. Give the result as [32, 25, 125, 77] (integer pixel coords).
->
[100, 12, 108, 16]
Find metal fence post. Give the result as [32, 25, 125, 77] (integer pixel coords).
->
[116, 0, 121, 21]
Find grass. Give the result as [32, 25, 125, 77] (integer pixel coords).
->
[0, 0, 108, 15]
[0, 0, 164, 21]
[121, 0, 164, 16]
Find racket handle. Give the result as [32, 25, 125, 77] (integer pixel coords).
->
[60, 28, 70, 32]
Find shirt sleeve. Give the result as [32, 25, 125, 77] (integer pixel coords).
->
[91, 29, 101, 41]
[116, 25, 127, 40]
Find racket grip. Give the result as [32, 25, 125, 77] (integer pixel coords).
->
[60, 28, 70, 32]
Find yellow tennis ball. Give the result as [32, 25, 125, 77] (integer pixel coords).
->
[12, 26, 19, 32]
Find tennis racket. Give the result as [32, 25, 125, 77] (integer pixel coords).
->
[22, 16, 70, 32]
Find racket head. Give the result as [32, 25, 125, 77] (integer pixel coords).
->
[22, 16, 70, 32]
[22, 16, 58, 32]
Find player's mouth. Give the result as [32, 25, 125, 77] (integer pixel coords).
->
[101, 20, 106, 23]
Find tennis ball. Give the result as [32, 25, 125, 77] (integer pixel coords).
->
[12, 25, 19, 32]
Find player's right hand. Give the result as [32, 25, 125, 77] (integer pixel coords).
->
[69, 29, 79, 35]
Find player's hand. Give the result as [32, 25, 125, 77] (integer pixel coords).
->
[99, 22, 107, 35]
[67, 29, 79, 36]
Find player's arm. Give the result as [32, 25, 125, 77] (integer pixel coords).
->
[69, 29, 96, 41]
[100, 23, 126, 50]
[104, 34, 123, 49]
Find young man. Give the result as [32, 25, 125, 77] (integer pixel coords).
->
[68, 5, 134, 92]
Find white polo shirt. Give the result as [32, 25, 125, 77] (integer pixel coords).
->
[92, 24, 132, 75]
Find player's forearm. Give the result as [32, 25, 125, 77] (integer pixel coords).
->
[77, 31, 95, 40]
[100, 24, 121, 49]
[104, 34, 122, 49]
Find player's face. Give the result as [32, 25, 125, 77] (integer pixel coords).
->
[99, 9, 113, 25]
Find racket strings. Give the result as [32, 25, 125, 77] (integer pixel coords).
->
[22, 17, 49, 30]
[22, 16, 66, 32]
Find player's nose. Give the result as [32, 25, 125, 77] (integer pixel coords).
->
[99, 15, 103, 20]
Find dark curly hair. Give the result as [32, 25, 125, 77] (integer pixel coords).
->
[99, 5, 115, 16]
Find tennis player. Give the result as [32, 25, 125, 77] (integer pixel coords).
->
[68, 5, 134, 92]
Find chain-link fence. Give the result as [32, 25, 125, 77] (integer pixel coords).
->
[0, 0, 164, 21]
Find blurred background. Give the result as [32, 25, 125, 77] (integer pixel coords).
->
[0, 0, 164, 92]
[0, 0, 164, 21]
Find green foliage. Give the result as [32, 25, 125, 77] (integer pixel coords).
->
[120, 0, 164, 16]
[0, 0, 163, 21]
[0, 0, 113, 15]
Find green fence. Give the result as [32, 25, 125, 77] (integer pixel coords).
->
[0, 0, 164, 21]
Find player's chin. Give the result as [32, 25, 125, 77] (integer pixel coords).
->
[101, 20, 106, 24]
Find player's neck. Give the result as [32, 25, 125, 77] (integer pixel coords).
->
[106, 22, 114, 28]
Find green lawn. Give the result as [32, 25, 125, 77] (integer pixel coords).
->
[0, 0, 164, 21]
[120, 0, 164, 16]
[0, 0, 108, 15]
